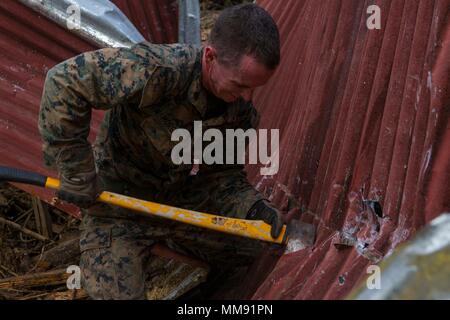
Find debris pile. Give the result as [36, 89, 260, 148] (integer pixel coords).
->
[0, 183, 85, 300]
[0, 183, 211, 300]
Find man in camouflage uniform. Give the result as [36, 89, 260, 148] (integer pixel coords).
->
[39, 4, 286, 299]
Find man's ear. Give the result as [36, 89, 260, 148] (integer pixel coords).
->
[204, 46, 217, 63]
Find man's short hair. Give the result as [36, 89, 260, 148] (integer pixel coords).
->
[209, 3, 280, 70]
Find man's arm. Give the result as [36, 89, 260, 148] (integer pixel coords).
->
[220, 101, 284, 238]
[38, 45, 191, 207]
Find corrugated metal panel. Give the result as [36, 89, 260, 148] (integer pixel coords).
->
[113, 0, 178, 44]
[1, 0, 447, 300]
[0, 0, 177, 217]
[239, 0, 450, 300]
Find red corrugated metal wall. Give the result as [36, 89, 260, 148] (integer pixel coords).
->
[241, 0, 449, 299]
[113, 0, 178, 43]
[0, 0, 178, 216]
[1, 0, 448, 300]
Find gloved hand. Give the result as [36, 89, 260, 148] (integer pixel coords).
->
[57, 169, 100, 209]
[246, 199, 284, 238]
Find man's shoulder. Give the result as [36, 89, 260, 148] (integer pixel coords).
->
[130, 42, 200, 69]
[47, 43, 200, 83]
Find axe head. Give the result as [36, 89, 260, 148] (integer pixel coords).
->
[284, 220, 316, 254]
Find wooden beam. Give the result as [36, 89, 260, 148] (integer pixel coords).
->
[32, 197, 53, 239]
[32, 237, 80, 271]
[0, 268, 69, 289]
[0, 216, 48, 242]
[45, 289, 88, 300]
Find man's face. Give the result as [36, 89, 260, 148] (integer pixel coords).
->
[203, 47, 276, 103]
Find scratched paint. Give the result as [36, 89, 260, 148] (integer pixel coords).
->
[0, 0, 177, 217]
[229, 0, 450, 300]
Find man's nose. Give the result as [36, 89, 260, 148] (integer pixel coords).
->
[241, 88, 254, 102]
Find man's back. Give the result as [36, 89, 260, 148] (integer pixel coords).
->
[38, 4, 284, 299]
[39, 42, 259, 191]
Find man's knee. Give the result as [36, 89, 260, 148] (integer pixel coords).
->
[79, 223, 149, 300]
[80, 247, 145, 300]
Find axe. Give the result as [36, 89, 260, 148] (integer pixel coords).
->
[0, 166, 315, 254]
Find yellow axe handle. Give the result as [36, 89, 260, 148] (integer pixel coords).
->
[45, 177, 287, 244]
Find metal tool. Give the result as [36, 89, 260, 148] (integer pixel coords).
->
[0, 166, 315, 253]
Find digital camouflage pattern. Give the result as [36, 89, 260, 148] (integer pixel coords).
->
[79, 213, 263, 299]
[79, 174, 264, 299]
[39, 43, 260, 199]
[39, 42, 266, 299]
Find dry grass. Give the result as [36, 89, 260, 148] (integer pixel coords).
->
[0, 183, 81, 300]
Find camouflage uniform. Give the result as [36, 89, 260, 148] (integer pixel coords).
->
[39, 43, 265, 299]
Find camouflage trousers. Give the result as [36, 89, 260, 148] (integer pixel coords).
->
[79, 169, 264, 300]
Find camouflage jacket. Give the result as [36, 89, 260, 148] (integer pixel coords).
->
[39, 42, 260, 194]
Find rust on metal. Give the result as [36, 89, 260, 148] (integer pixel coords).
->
[0, 0, 177, 218]
[238, 0, 450, 300]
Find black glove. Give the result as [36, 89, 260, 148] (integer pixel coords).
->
[247, 200, 283, 238]
[57, 170, 99, 209]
